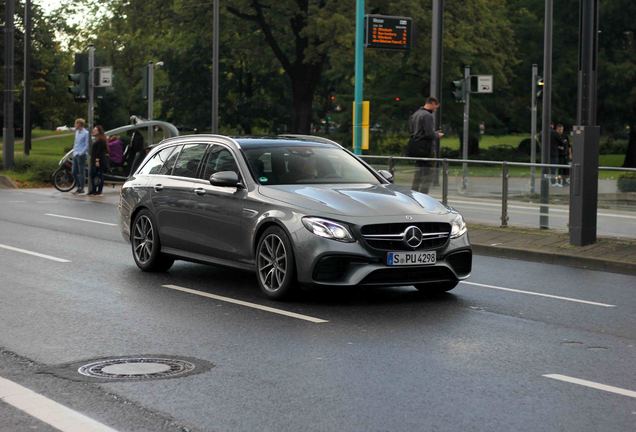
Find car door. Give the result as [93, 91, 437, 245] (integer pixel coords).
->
[186, 144, 246, 262]
[153, 143, 209, 251]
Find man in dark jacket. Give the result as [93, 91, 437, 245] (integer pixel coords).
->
[406, 97, 444, 193]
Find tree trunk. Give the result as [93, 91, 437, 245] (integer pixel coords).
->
[623, 123, 636, 168]
[291, 79, 314, 134]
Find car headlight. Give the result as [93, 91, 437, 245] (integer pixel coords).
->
[302, 217, 355, 242]
[450, 213, 467, 238]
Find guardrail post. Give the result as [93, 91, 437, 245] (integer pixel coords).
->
[501, 162, 509, 227]
[442, 158, 448, 205]
[388, 156, 395, 176]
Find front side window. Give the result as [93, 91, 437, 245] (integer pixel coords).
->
[202, 145, 239, 179]
[242, 145, 380, 185]
[171, 144, 208, 178]
[137, 146, 176, 175]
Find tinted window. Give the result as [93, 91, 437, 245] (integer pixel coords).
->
[202, 145, 239, 179]
[171, 144, 208, 178]
[242, 146, 380, 185]
[137, 146, 176, 175]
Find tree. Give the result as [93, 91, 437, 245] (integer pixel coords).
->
[227, 0, 351, 133]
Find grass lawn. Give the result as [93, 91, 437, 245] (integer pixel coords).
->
[440, 133, 528, 151]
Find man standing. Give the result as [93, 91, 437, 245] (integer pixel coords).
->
[71, 118, 89, 194]
[406, 97, 444, 193]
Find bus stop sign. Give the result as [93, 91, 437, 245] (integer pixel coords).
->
[365, 15, 412, 50]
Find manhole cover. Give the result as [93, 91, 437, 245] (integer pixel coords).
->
[78, 357, 196, 380]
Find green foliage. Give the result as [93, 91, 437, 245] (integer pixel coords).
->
[617, 173, 636, 192]
[0, 155, 58, 183]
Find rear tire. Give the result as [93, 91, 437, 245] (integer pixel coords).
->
[131, 209, 174, 272]
[414, 280, 459, 293]
[255, 226, 297, 300]
[52, 168, 75, 192]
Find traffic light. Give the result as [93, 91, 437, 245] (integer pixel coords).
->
[68, 53, 88, 102]
[536, 77, 544, 98]
[68, 72, 87, 101]
[451, 79, 466, 102]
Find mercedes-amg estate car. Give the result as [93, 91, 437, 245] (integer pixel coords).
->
[118, 135, 472, 299]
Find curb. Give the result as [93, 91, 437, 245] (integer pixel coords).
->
[472, 244, 636, 276]
[0, 175, 17, 189]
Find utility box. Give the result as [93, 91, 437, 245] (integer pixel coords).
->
[569, 125, 599, 246]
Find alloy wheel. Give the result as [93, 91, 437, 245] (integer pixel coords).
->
[257, 234, 288, 293]
[133, 215, 154, 265]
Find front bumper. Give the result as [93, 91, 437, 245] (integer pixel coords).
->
[291, 222, 471, 287]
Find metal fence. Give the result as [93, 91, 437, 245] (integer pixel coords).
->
[361, 155, 636, 235]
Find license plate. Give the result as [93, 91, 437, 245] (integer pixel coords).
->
[387, 251, 436, 266]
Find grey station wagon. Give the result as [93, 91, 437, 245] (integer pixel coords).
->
[118, 135, 472, 299]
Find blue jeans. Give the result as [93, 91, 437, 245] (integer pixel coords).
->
[72, 154, 87, 191]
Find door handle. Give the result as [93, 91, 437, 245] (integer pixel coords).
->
[154, 184, 164, 192]
[193, 188, 206, 196]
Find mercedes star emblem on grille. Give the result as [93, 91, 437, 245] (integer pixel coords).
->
[404, 226, 424, 248]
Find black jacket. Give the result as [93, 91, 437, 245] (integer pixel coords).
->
[406, 107, 435, 157]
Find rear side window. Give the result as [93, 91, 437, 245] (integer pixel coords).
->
[137, 146, 176, 175]
[172, 144, 208, 178]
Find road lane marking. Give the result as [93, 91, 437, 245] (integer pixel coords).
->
[0, 243, 70, 263]
[162, 284, 329, 323]
[0, 375, 119, 432]
[45, 213, 117, 226]
[461, 281, 616, 308]
[543, 374, 636, 399]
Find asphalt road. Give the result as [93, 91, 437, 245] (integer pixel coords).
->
[0, 188, 635, 432]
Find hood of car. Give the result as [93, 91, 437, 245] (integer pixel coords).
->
[258, 183, 450, 217]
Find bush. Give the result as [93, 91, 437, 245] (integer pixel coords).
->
[480, 144, 527, 162]
[599, 138, 628, 155]
[0, 155, 59, 183]
[617, 173, 636, 192]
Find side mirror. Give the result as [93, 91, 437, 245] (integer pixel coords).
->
[378, 169, 394, 183]
[210, 171, 242, 188]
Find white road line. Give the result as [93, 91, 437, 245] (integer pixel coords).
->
[162, 284, 329, 323]
[45, 213, 117, 226]
[543, 374, 636, 399]
[0, 375, 119, 432]
[461, 281, 616, 308]
[0, 243, 70, 263]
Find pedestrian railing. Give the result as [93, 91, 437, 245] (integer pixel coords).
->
[361, 155, 636, 234]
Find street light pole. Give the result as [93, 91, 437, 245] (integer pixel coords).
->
[3, 0, 16, 170]
[147, 62, 154, 144]
[530, 63, 538, 194]
[23, 0, 32, 156]
[87, 44, 95, 194]
[540, 0, 553, 229]
[211, 0, 219, 134]
[569, 0, 600, 246]
[430, 0, 443, 185]
[461, 65, 471, 191]
[353, 0, 365, 155]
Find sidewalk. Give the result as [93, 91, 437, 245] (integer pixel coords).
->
[4, 185, 636, 276]
[470, 224, 636, 275]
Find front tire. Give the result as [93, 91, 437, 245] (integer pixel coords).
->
[414, 280, 459, 293]
[256, 226, 297, 300]
[52, 168, 75, 192]
[131, 209, 174, 272]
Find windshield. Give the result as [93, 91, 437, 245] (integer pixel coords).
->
[242, 145, 380, 185]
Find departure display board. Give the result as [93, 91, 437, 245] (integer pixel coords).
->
[365, 15, 412, 50]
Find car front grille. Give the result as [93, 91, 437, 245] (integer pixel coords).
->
[360, 222, 451, 251]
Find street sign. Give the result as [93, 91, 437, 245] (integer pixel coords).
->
[473, 75, 493, 93]
[365, 15, 412, 50]
[96, 67, 113, 87]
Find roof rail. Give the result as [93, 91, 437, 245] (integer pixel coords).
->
[279, 134, 343, 148]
